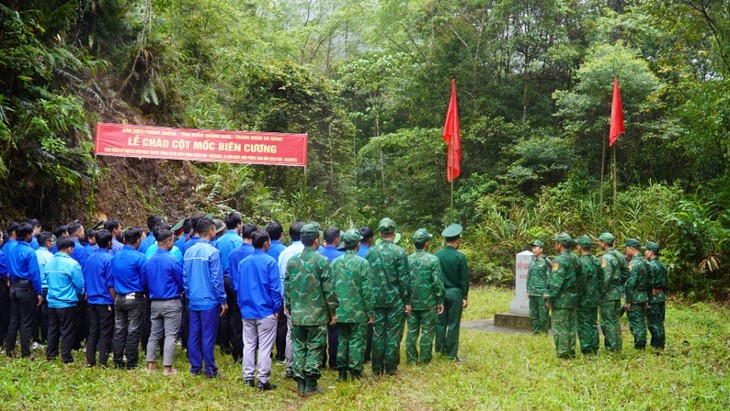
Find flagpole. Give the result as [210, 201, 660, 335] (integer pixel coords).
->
[600, 136, 606, 208]
[612, 145, 617, 210]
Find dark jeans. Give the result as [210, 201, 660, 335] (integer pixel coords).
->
[31, 290, 48, 344]
[275, 308, 287, 361]
[217, 276, 243, 361]
[47, 306, 76, 363]
[87, 303, 114, 366]
[0, 280, 10, 347]
[6, 284, 37, 357]
[113, 296, 146, 369]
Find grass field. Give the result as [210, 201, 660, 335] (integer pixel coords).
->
[1, 287, 728, 410]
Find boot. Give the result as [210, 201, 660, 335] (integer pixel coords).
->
[337, 370, 348, 382]
[350, 371, 362, 381]
[304, 378, 326, 396]
[295, 378, 306, 396]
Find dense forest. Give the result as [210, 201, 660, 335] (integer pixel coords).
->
[0, 0, 728, 298]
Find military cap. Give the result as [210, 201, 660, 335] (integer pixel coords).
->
[575, 235, 592, 248]
[442, 223, 463, 238]
[412, 228, 433, 245]
[554, 232, 572, 247]
[624, 238, 641, 248]
[337, 230, 347, 250]
[92, 220, 105, 230]
[213, 219, 225, 234]
[645, 241, 660, 253]
[342, 229, 363, 248]
[598, 232, 615, 243]
[530, 240, 545, 248]
[300, 223, 320, 240]
[171, 218, 185, 231]
[378, 218, 397, 234]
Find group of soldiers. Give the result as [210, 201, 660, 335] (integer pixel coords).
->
[0, 214, 470, 396]
[526, 232, 668, 358]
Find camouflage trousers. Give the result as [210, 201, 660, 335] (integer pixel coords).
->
[292, 324, 327, 380]
[599, 299, 623, 352]
[577, 307, 599, 354]
[406, 308, 437, 364]
[372, 307, 405, 375]
[551, 307, 576, 359]
[336, 322, 367, 374]
[529, 296, 549, 334]
[627, 303, 647, 349]
[648, 302, 665, 349]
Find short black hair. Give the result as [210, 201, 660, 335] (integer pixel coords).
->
[241, 223, 258, 239]
[67, 222, 83, 237]
[56, 237, 75, 252]
[38, 232, 54, 246]
[359, 226, 374, 242]
[289, 221, 305, 241]
[17, 222, 34, 239]
[155, 228, 173, 243]
[85, 228, 97, 242]
[251, 229, 270, 249]
[190, 215, 206, 234]
[301, 237, 316, 247]
[196, 218, 215, 236]
[324, 227, 340, 245]
[27, 219, 41, 229]
[124, 227, 143, 245]
[104, 219, 120, 232]
[265, 222, 283, 241]
[225, 212, 242, 230]
[182, 218, 193, 234]
[53, 224, 68, 239]
[96, 229, 113, 249]
[6, 222, 19, 236]
[146, 215, 163, 231]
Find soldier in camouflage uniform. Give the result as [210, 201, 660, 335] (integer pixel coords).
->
[285, 223, 339, 396]
[332, 230, 374, 381]
[527, 240, 550, 335]
[597, 232, 623, 352]
[545, 233, 578, 359]
[624, 238, 649, 349]
[406, 229, 444, 364]
[366, 218, 411, 376]
[575, 235, 601, 354]
[644, 241, 667, 349]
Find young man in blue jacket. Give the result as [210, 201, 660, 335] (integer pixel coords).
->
[237, 229, 282, 390]
[215, 212, 243, 361]
[184, 218, 228, 378]
[84, 229, 115, 367]
[44, 237, 84, 363]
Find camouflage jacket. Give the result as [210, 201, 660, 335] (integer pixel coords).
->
[407, 249, 444, 310]
[625, 254, 649, 304]
[332, 250, 374, 323]
[546, 250, 577, 308]
[578, 254, 601, 308]
[647, 257, 667, 304]
[285, 247, 338, 326]
[605, 248, 629, 291]
[527, 255, 550, 296]
[366, 240, 411, 308]
[600, 250, 622, 301]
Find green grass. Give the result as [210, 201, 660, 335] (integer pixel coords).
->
[1, 287, 729, 410]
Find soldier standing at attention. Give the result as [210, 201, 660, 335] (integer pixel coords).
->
[332, 229, 374, 381]
[624, 238, 649, 350]
[575, 235, 601, 354]
[544, 233, 578, 359]
[526, 240, 550, 335]
[597, 233, 623, 351]
[285, 223, 338, 396]
[367, 218, 411, 376]
[406, 229, 444, 364]
[644, 241, 667, 350]
[435, 224, 469, 362]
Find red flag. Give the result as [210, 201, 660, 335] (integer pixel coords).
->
[442, 79, 461, 182]
[609, 76, 624, 147]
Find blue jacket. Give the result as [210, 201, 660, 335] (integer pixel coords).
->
[0, 251, 7, 279]
[145, 248, 183, 300]
[36, 248, 54, 290]
[182, 236, 201, 257]
[72, 239, 89, 269]
[110, 237, 124, 256]
[183, 240, 226, 311]
[8, 240, 43, 294]
[30, 236, 39, 250]
[1, 238, 17, 255]
[229, 243, 254, 281]
[111, 245, 147, 295]
[44, 252, 84, 309]
[266, 240, 286, 263]
[357, 244, 369, 259]
[84, 248, 115, 305]
[144, 242, 183, 262]
[84, 243, 96, 256]
[174, 235, 188, 253]
[319, 245, 344, 262]
[215, 230, 243, 277]
[236, 250, 282, 319]
[138, 234, 156, 255]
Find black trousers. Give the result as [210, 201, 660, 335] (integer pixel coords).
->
[31, 290, 48, 344]
[217, 276, 243, 361]
[0, 280, 10, 347]
[73, 298, 87, 350]
[86, 303, 114, 366]
[6, 284, 37, 357]
[364, 323, 373, 362]
[47, 306, 76, 363]
[275, 309, 287, 361]
[322, 323, 338, 369]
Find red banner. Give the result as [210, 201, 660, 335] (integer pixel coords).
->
[94, 123, 307, 167]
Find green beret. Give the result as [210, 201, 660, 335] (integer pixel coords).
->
[300, 223, 320, 240]
[378, 218, 397, 234]
[598, 232, 615, 244]
[645, 241, 660, 253]
[342, 229, 363, 249]
[412, 228, 433, 245]
[575, 235, 593, 248]
[554, 232, 572, 247]
[442, 223, 463, 238]
[624, 238, 641, 248]
[530, 240, 545, 248]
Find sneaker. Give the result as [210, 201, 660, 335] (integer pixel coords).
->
[244, 379, 255, 387]
[256, 381, 276, 391]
